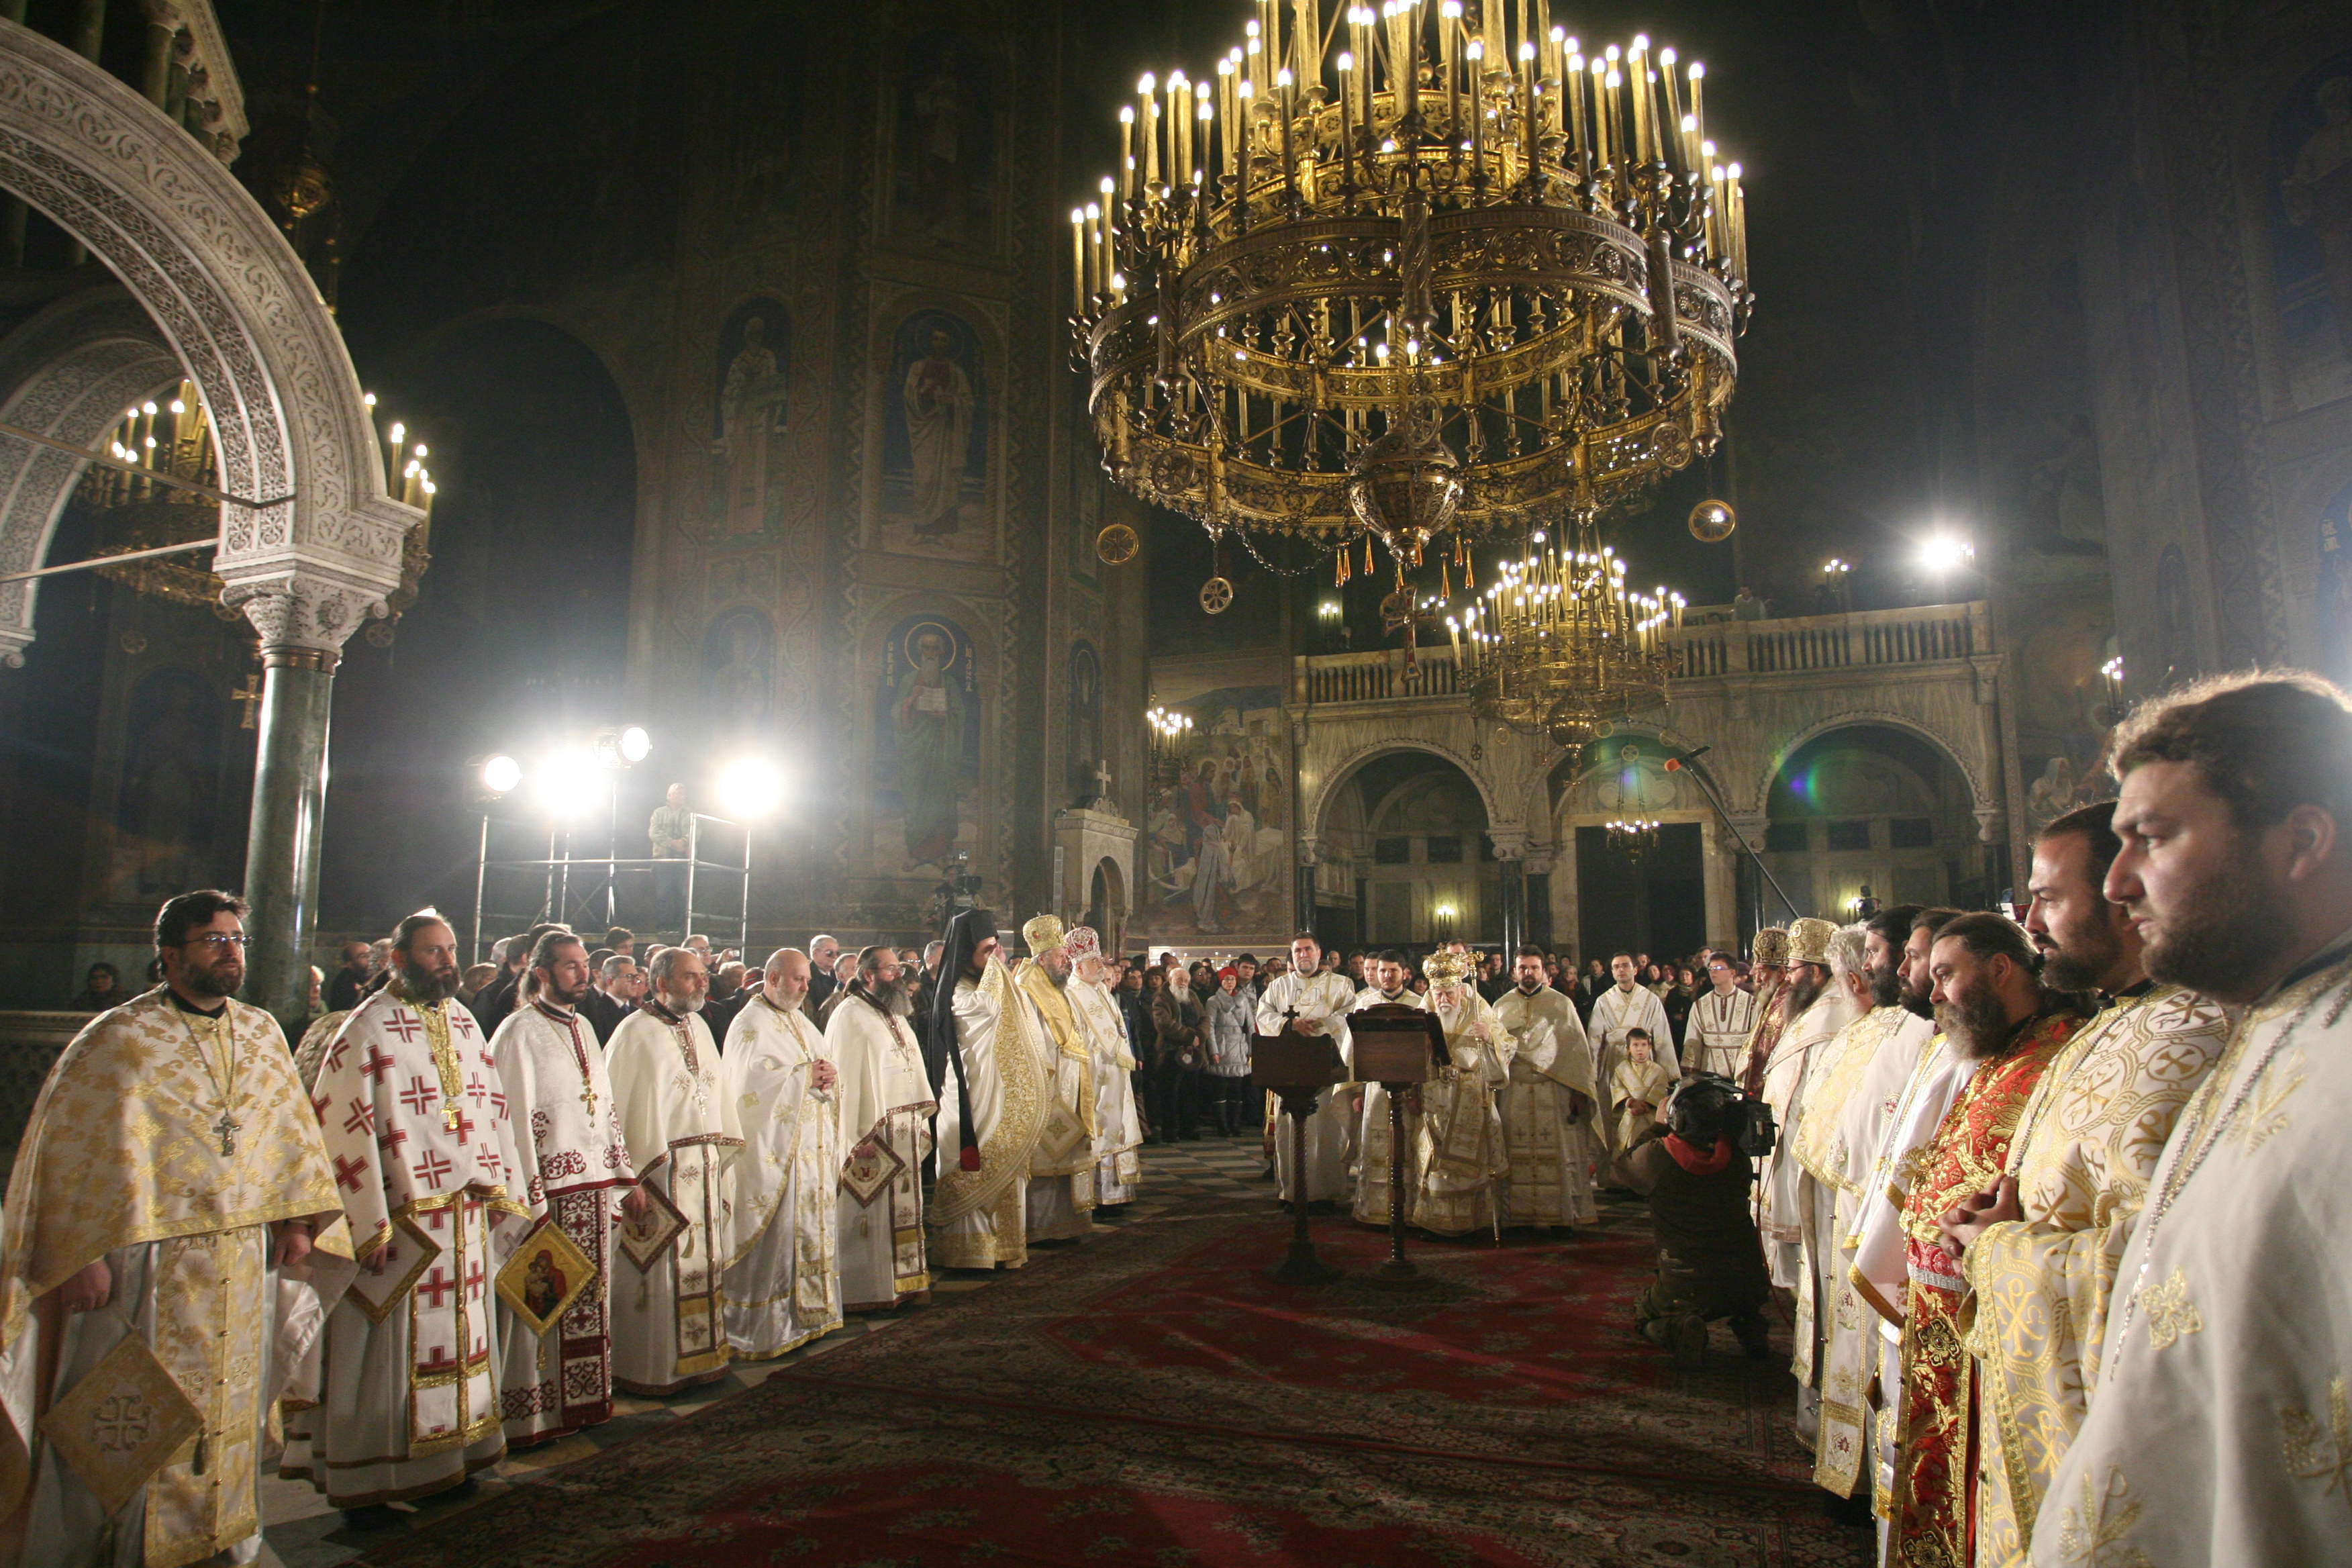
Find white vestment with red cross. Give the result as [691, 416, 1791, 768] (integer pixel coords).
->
[307, 985, 534, 1506]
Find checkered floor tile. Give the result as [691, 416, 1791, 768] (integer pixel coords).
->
[257, 1134, 1278, 1567]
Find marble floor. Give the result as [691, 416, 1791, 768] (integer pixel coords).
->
[259, 1132, 1275, 1567]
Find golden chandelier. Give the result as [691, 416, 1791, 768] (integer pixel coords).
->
[1444, 520, 1681, 744]
[1072, 0, 1750, 568]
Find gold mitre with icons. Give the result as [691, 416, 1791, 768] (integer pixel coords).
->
[1785, 916, 1839, 968]
[1749, 926, 1790, 966]
[1022, 914, 1069, 956]
[1422, 948, 1475, 985]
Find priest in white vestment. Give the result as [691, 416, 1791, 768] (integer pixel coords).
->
[605, 946, 742, 1395]
[1349, 952, 1427, 1228]
[827, 947, 937, 1311]
[1407, 956, 1514, 1236]
[720, 948, 842, 1359]
[1755, 919, 1858, 1293]
[1492, 946, 1600, 1229]
[1586, 953, 1678, 1130]
[928, 909, 1047, 1270]
[1685, 956, 1762, 1078]
[1014, 916, 1097, 1242]
[306, 911, 532, 1512]
[1257, 934, 1357, 1206]
[488, 932, 636, 1447]
[1065, 926, 1142, 1206]
[1808, 912, 1937, 1500]
[0, 891, 353, 1565]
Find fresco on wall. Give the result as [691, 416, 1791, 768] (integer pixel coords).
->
[712, 299, 790, 536]
[726, 13, 804, 241]
[873, 614, 983, 874]
[1130, 685, 1290, 940]
[1067, 640, 1102, 802]
[109, 667, 224, 900]
[703, 606, 774, 737]
[2320, 483, 2352, 685]
[876, 309, 992, 562]
[2273, 54, 2352, 412]
[892, 32, 996, 251]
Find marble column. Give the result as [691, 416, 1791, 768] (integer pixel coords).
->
[1491, 830, 1527, 954]
[1294, 832, 1320, 940]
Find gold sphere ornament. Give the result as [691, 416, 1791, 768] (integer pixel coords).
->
[1687, 499, 1738, 543]
[1095, 522, 1140, 565]
[1198, 575, 1234, 615]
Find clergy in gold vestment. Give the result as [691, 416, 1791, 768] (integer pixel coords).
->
[1888, 916, 2081, 1568]
[305, 912, 532, 1511]
[0, 892, 352, 1567]
[1783, 927, 1874, 1428]
[1934, 805, 2227, 1565]
[487, 933, 636, 1448]
[1014, 916, 1097, 1242]
[720, 949, 842, 1360]
[1405, 954, 1514, 1237]
[1755, 920, 1859, 1297]
[1492, 947, 1600, 1230]
[827, 950, 936, 1312]
[1066, 927, 1142, 1207]
[606, 947, 742, 1395]
[928, 910, 1047, 1271]
[1349, 954, 1426, 1228]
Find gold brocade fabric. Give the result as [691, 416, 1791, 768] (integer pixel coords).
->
[0, 990, 352, 1553]
[1793, 1008, 1900, 1188]
[930, 962, 1046, 1227]
[1958, 986, 2228, 1566]
[1016, 962, 1097, 1140]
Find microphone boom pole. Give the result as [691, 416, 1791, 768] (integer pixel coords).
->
[1669, 746, 1802, 926]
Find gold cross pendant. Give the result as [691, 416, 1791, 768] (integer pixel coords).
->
[443, 1101, 461, 1131]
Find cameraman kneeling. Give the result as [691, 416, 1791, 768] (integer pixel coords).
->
[1608, 1073, 1771, 1368]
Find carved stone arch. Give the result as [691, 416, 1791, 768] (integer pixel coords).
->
[0, 289, 185, 663]
[1306, 738, 1505, 841]
[0, 21, 411, 655]
[1749, 710, 1991, 820]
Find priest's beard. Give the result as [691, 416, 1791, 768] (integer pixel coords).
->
[1783, 967, 1824, 1017]
[541, 975, 591, 1010]
[1898, 971, 1935, 1020]
[1944, 978, 2027, 1061]
[887, 979, 915, 1017]
[2038, 922, 2124, 996]
[2141, 844, 2296, 1003]
[1867, 958, 1902, 1011]
[399, 954, 460, 1003]
[175, 951, 242, 999]
[661, 988, 705, 1014]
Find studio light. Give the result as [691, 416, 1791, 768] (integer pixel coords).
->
[537, 752, 607, 821]
[478, 754, 522, 796]
[618, 724, 652, 764]
[1919, 534, 1974, 574]
[715, 756, 785, 821]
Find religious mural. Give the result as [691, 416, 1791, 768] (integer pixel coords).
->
[2320, 482, 2352, 685]
[726, 13, 804, 243]
[1067, 640, 1102, 802]
[891, 32, 997, 252]
[2273, 53, 2352, 413]
[712, 299, 791, 536]
[703, 607, 775, 737]
[873, 614, 983, 875]
[1130, 685, 1291, 940]
[876, 309, 992, 561]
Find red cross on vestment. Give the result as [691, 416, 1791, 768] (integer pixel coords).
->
[399, 1076, 437, 1116]
[464, 1260, 486, 1301]
[489, 1087, 509, 1118]
[417, 1268, 455, 1308]
[466, 1073, 488, 1108]
[412, 1150, 453, 1190]
[383, 1011, 423, 1043]
[344, 1098, 375, 1136]
[377, 1126, 409, 1154]
[309, 1091, 331, 1123]
[451, 1110, 477, 1148]
[450, 1012, 477, 1040]
[324, 1039, 349, 1073]
[417, 1340, 456, 1373]
[332, 1154, 367, 1191]
[359, 1044, 396, 1081]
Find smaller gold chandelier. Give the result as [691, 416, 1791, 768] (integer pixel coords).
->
[1146, 700, 1195, 784]
[1605, 815, 1663, 860]
[1442, 518, 1680, 744]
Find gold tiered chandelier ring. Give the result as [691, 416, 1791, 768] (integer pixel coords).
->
[1071, 0, 1751, 559]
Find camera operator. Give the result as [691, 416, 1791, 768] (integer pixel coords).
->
[1610, 1072, 1772, 1367]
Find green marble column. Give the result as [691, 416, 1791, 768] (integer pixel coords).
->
[241, 648, 335, 1038]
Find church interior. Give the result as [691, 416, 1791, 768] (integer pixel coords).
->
[0, 0, 2345, 1563]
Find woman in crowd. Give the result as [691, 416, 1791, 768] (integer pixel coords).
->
[1150, 963, 1208, 1142]
[1203, 965, 1256, 1136]
[69, 961, 119, 1011]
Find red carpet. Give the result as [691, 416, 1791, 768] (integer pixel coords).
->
[351, 1197, 1871, 1566]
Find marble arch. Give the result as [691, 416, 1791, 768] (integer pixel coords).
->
[1305, 737, 1506, 842]
[0, 20, 414, 1021]
[1751, 711, 1993, 823]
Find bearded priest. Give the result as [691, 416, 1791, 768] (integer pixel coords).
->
[928, 909, 1048, 1271]
[1492, 943, 1600, 1230]
[487, 929, 636, 1449]
[1014, 916, 1097, 1242]
[605, 944, 742, 1395]
[1257, 932, 1357, 1209]
[1885, 914, 2081, 1568]
[1753, 919, 1861, 1293]
[720, 947, 842, 1360]
[1349, 950, 1426, 1228]
[306, 910, 532, 1514]
[1408, 950, 1515, 1236]
[827, 944, 936, 1311]
[1065, 926, 1143, 1207]
[0, 891, 352, 1566]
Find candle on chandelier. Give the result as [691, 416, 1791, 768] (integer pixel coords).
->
[1565, 51, 1587, 172]
[1140, 74, 1161, 189]
[1627, 36, 1651, 162]
[1070, 209, 1086, 312]
[1467, 37, 1485, 180]
[1686, 62, 1705, 164]
[1217, 59, 1236, 185]
[1169, 72, 1189, 189]
[1518, 42, 1536, 185]
[1120, 105, 1135, 199]
[1658, 47, 1685, 170]
[1440, 1, 1460, 144]
[1401, 0, 1420, 130]
[1197, 84, 1214, 190]
[1337, 51, 1357, 186]
[1602, 63, 1622, 177]
[1728, 162, 1747, 275]
[1590, 55, 1610, 170]
[1277, 67, 1298, 197]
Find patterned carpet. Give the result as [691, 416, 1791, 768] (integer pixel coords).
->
[264, 1135, 1869, 1567]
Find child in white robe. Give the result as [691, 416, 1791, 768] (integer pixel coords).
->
[1612, 1030, 1674, 1153]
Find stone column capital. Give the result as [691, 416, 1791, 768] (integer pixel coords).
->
[226, 563, 393, 664]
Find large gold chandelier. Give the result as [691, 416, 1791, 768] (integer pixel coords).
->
[1071, 0, 1749, 569]
[1444, 519, 1681, 744]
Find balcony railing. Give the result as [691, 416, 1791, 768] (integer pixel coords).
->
[1295, 601, 1988, 704]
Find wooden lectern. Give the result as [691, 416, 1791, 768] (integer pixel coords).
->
[1349, 1003, 1448, 1279]
[1250, 1015, 1349, 1285]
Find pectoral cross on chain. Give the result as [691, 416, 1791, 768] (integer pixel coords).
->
[581, 1082, 599, 1123]
[213, 1111, 238, 1157]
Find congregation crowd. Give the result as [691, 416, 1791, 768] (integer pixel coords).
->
[4, 669, 2351, 1565]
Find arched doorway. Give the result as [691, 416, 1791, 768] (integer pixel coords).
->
[1086, 854, 1127, 950]
[1761, 724, 1985, 919]
[1550, 736, 1714, 967]
[1316, 748, 1498, 949]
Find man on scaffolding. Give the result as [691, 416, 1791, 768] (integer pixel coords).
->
[649, 781, 693, 941]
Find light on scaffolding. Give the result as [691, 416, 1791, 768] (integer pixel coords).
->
[537, 750, 607, 821]
[715, 756, 785, 821]
[477, 754, 522, 796]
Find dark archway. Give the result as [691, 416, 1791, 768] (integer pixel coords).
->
[1317, 748, 1496, 948]
[1762, 723, 1983, 920]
